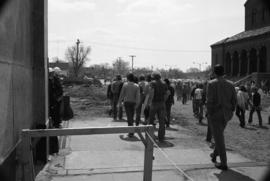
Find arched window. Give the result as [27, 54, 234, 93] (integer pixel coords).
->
[240, 50, 247, 76]
[252, 9, 257, 25]
[225, 53, 231, 75]
[249, 49, 257, 73]
[232, 52, 239, 76]
[259, 47, 267, 72]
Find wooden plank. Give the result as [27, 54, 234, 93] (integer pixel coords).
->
[22, 125, 153, 137]
[137, 131, 146, 146]
[143, 127, 154, 181]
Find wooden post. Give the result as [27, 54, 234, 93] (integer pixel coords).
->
[143, 127, 154, 181]
[21, 133, 35, 181]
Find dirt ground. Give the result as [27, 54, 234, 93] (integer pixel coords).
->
[65, 85, 270, 163]
[171, 99, 270, 163]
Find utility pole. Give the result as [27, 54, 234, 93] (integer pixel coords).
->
[129, 55, 136, 72]
[118, 57, 121, 74]
[76, 39, 80, 64]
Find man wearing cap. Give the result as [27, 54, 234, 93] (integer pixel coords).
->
[148, 71, 170, 142]
[206, 64, 237, 170]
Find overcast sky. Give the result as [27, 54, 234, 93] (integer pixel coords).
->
[48, 0, 246, 71]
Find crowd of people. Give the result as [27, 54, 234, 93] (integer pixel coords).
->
[106, 64, 270, 171]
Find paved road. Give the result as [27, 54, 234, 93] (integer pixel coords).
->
[36, 115, 268, 181]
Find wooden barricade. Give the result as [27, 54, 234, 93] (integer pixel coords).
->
[21, 125, 154, 181]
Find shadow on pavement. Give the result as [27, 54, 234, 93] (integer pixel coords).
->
[244, 127, 257, 131]
[155, 140, 174, 148]
[196, 122, 208, 127]
[166, 127, 179, 131]
[214, 169, 256, 181]
[112, 118, 127, 122]
[251, 125, 269, 130]
[119, 134, 141, 142]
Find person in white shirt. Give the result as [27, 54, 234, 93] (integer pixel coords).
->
[236, 85, 249, 128]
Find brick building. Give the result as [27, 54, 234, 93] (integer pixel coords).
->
[211, 0, 270, 79]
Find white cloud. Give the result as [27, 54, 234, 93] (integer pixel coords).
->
[49, 0, 96, 13]
[118, 0, 193, 22]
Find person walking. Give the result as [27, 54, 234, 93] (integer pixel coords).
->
[111, 75, 123, 121]
[248, 86, 263, 126]
[142, 74, 152, 124]
[191, 84, 198, 117]
[236, 85, 249, 128]
[118, 73, 140, 137]
[194, 83, 204, 123]
[164, 79, 175, 128]
[206, 64, 237, 170]
[148, 72, 170, 142]
[135, 75, 147, 126]
[182, 83, 188, 105]
[106, 80, 113, 116]
[49, 68, 63, 128]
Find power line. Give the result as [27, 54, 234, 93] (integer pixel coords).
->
[48, 40, 210, 53]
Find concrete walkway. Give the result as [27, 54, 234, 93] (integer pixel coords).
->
[37, 117, 268, 181]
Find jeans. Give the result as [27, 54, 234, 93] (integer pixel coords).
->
[165, 102, 172, 126]
[182, 94, 187, 104]
[209, 114, 228, 166]
[149, 102, 166, 141]
[124, 102, 136, 126]
[135, 101, 143, 125]
[236, 105, 245, 127]
[248, 106, 263, 126]
[113, 94, 122, 120]
[206, 118, 212, 142]
[194, 100, 203, 121]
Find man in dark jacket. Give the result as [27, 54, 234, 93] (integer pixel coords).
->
[111, 75, 123, 120]
[248, 87, 263, 126]
[148, 72, 169, 142]
[164, 79, 174, 128]
[49, 69, 63, 128]
[206, 64, 237, 170]
[107, 81, 113, 116]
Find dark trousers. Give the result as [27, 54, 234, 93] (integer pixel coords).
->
[192, 99, 196, 114]
[165, 103, 172, 126]
[149, 102, 166, 141]
[50, 102, 61, 128]
[124, 102, 136, 126]
[112, 95, 122, 120]
[194, 100, 203, 121]
[135, 101, 143, 125]
[144, 106, 150, 123]
[236, 106, 245, 127]
[209, 115, 228, 166]
[248, 106, 263, 126]
[206, 118, 212, 142]
[182, 94, 187, 104]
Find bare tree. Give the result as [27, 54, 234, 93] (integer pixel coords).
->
[65, 40, 91, 77]
[112, 58, 129, 75]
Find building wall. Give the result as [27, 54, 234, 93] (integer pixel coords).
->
[212, 34, 270, 76]
[245, 0, 270, 30]
[0, 0, 47, 180]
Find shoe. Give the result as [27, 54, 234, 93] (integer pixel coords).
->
[215, 163, 228, 170]
[210, 143, 215, 149]
[128, 133, 134, 138]
[210, 153, 216, 163]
